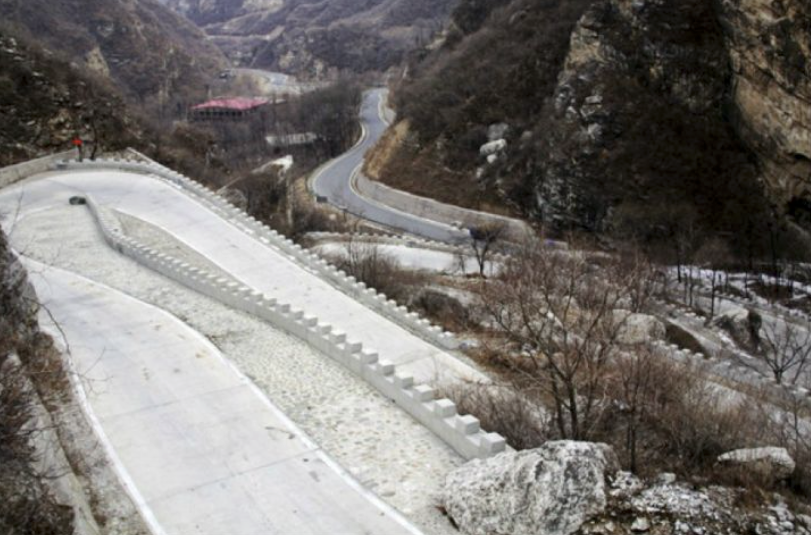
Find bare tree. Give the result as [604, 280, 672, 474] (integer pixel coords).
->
[477, 239, 654, 440]
[757, 317, 811, 386]
[468, 222, 505, 278]
[694, 237, 732, 319]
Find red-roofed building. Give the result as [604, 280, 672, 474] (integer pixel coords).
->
[190, 97, 269, 121]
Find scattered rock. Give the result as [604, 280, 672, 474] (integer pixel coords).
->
[610, 471, 644, 498]
[630, 516, 650, 532]
[480, 138, 507, 157]
[716, 447, 796, 483]
[442, 441, 619, 535]
[654, 472, 677, 486]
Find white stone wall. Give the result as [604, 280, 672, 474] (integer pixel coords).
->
[85, 194, 506, 460]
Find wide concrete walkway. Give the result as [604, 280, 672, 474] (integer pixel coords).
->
[28, 260, 420, 535]
[6, 170, 485, 386]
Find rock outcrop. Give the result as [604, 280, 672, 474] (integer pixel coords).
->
[535, 0, 811, 231]
[442, 441, 620, 535]
[719, 0, 811, 206]
[717, 446, 796, 482]
[615, 311, 666, 345]
[584, 471, 811, 535]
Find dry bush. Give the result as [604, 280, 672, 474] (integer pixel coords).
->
[477, 239, 659, 440]
[288, 204, 345, 240]
[411, 289, 470, 332]
[332, 238, 428, 304]
[1, 233, 73, 533]
[0, 357, 72, 535]
[441, 382, 551, 450]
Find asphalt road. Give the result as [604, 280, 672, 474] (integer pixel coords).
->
[312, 89, 471, 245]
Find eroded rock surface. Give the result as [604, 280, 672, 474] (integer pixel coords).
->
[442, 441, 620, 535]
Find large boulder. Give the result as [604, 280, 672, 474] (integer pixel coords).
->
[717, 447, 796, 483]
[614, 311, 666, 345]
[442, 441, 620, 535]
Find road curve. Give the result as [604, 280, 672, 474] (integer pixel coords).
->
[312, 89, 470, 245]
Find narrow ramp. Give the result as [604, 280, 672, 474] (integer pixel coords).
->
[28, 260, 421, 535]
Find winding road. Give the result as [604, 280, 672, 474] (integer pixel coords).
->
[311, 89, 471, 244]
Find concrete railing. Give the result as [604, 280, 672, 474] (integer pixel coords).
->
[354, 172, 532, 242]
[59, 155, 460, 350]
[0, 151, 75, 189]
[85, 196, 506, 460]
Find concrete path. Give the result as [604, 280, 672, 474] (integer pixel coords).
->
[4, 171, 486, 386]
[28, 259, 420, 535]
[311, 89, 471, 244]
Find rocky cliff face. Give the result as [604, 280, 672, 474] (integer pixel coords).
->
[534, 0, 810, 235]
[719, 0, 811, 207]
[533, 0, 747, 229]
[392, 0, 811, 255]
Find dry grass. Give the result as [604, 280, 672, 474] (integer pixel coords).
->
[363, 120, 411, 180]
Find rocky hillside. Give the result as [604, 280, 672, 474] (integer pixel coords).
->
[386, 0, 811, 261]
[158, 0, 456, 77]
[0, 32, 141, 166]
[0, 29, 228, 189]
[0, 0, 226, 104]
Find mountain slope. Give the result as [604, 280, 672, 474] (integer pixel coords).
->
[158, 0, 456, 77]
[0, 31, 140, 166]
[0, 28, 227, 192]
[0, 0, 226, 103]
[382, 0, 811, 260]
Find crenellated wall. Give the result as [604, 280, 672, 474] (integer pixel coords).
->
[61, 154, 460, 351]
[0, 151, 75, 189]
[85, 195, 507, 460]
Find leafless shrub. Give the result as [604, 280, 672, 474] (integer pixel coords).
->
[757, 318, 811, 386]
[0, 233, 73, 533]
[441, 382, 551, 450]
[468, 222, 506, 278]
[0, 356, 72, 535]
[647, 364, 758, 470]
[332, 237, 428, 304]
[289, 204, 344, 239]
[476, 238, 658, 440]
[411, 289, 470, 332]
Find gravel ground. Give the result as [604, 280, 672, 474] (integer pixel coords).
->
[11, 204, 462, 535]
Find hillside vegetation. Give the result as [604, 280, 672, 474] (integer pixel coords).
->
[0, 28, 229, 188]
[384, 0, 811, 267]
[0, 0, 226, 105]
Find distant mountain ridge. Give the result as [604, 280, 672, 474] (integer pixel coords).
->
[157, 0, 456, 77]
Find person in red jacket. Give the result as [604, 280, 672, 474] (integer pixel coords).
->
[72, 137, 84, 162]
